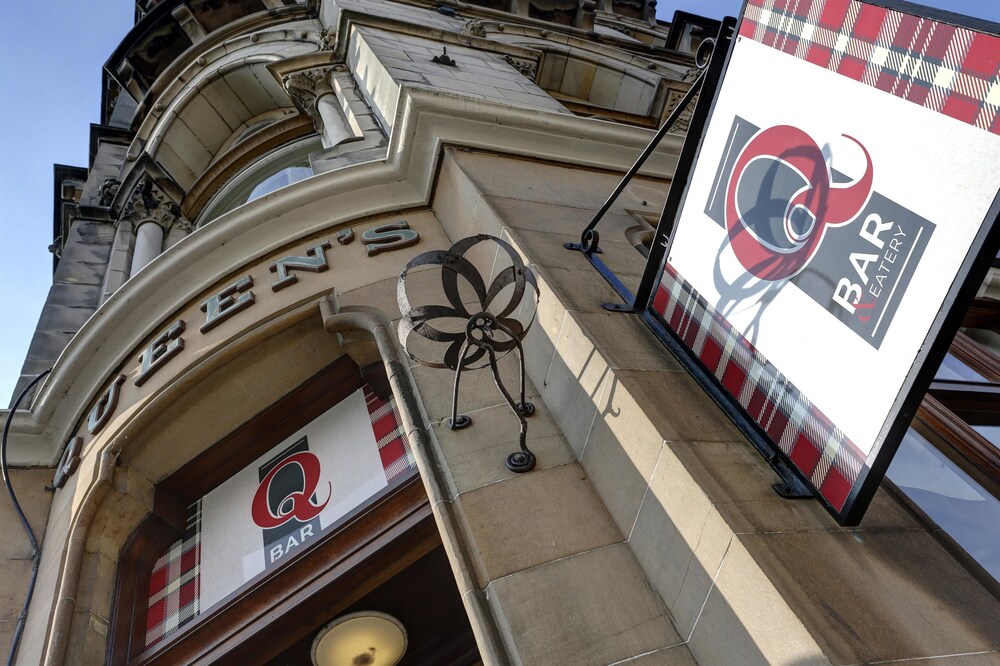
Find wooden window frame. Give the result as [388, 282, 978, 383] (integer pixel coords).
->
[948, 329, 1000, 382]
[961, 296, 1000, 331]
[108, 355, 430, 665]
[912, 325, 1000, 499]
[913, 394, 1000, 499]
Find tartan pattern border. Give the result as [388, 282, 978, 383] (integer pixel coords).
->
[740, 0, 1000, 135]
[145, 500, 201, 649]
[364, 386, 417, 482]
[652, 265, 865, 511]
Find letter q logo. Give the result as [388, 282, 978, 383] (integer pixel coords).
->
[725, 125, 874, 280]
[251, 451, 330, 529]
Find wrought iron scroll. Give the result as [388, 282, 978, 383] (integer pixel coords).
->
[564, 36, 718, 261]
[398, 235, 540, 472]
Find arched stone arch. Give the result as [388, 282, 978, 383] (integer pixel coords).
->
[51, 300, 353, 664]
[144, 53, 311, 191]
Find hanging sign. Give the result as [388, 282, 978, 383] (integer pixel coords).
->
[648, 0, 1000, 523]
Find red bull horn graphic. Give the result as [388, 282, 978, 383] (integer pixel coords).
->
[725, 125, 873, 281]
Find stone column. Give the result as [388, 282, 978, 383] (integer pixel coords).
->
[315, 89, 356, 148]
[283, 66, 361, 149]
[131, 220, 165, 274]
[118, 177, 189, 279]
[100, 221, 136, 302]
[163, 217, 194, 251]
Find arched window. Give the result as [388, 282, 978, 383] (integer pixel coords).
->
[245, 165, 315, 203]
[197, 136, 322, 227]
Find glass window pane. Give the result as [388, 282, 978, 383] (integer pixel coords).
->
[887, 428, 1000, 582]
[971, 424, 1000, 447]
[246, 166, 314, 203]
[197, 137, 322, 227]
[934, 353, 988, 382]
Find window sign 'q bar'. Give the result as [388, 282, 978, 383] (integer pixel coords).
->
[648, 0, 1000, 524]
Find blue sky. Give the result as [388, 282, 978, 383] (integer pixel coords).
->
[0, 0, 998, 403]
[0, 1, 133, 403]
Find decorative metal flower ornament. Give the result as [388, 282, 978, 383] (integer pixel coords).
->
[397, 235, 539, 472]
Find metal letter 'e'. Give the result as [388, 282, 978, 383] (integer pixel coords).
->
[135, 319, 186, 387]
[200, 276, 255, 333]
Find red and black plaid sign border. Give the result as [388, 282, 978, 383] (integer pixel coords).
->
[653, 266, 867, 511]
[741, 0, 1000, 134]
[145, 500, 201, 649]
[364, 386, 417, 483]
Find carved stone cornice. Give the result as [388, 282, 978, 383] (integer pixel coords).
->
[171, 216, 195, 234]
[319, 27, 337, 51]
[99, 179, 120, 207]
[662, 86, 695, 133]
[503, 55, 538, 81]
[463, 19, 488, 38]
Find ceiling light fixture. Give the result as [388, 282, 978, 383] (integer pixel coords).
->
[311, 611, 408, 666]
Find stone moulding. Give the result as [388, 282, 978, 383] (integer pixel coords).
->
[1, 84, 681, 466]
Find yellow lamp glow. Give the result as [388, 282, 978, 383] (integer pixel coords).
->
[311, 611, 408, 666]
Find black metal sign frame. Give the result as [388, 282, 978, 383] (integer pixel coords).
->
[568, 1, 1000, 524]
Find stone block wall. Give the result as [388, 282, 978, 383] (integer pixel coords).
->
[0, 470, 52, 659]
[429, 147, 1000, 665]
[10, 218, 115, 405]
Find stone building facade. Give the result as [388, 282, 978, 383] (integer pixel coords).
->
[2, 0, 999, 664]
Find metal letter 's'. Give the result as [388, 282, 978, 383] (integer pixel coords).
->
[201, 275, 255, 332]
[87, 374, 126, 434]
[361, 221, 419, 257]
[135, 319, 186, 386]
[269, 241, 333, 291]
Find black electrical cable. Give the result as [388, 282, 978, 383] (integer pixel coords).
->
[3, 369, 51, 666]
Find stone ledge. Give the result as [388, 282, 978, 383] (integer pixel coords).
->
[436, 148, 1000, 665]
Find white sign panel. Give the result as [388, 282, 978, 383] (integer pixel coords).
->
[143, 383, 416, 650]
[199, 388, 388, 611]
[650, 0, 1000, 522]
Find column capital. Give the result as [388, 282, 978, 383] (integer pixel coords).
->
[120, 177, 189, 233]
[282, 66, 337, 134]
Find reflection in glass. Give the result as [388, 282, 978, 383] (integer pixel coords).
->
[197, 137, 322, 227]
[971, 424, 1000, 447]
[935, 353, 987, 382]
[246, 166, 314, 203]
[887, 428, 1000, 582]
